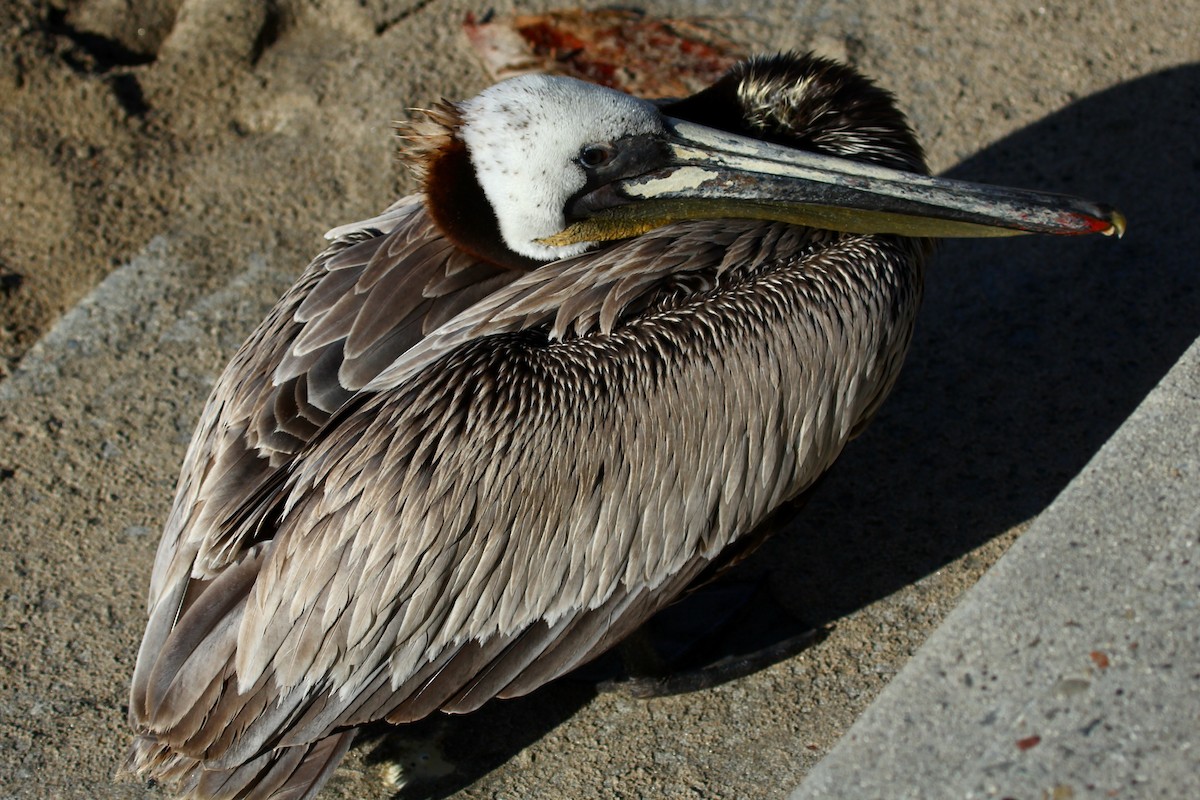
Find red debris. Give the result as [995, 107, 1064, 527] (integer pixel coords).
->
[463, 9, 747, 98]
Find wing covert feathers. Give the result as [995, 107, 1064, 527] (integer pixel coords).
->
[127, 207, 924, 799]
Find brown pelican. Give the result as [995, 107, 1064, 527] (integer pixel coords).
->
[124, 53, 1122, 799]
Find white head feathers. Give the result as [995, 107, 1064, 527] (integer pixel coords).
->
[458, 74, 664, 261]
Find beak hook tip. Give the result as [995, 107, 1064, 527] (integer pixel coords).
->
[1104, 208, 1128, 239]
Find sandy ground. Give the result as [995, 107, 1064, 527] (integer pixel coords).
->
[0, 1, 1196, 798]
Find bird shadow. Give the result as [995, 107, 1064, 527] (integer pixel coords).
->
[357, 681, 595, 799]
[364, 63, 1200, 799]
[764, 62, 1199, 623]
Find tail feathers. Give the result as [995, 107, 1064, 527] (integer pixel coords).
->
[122, 730, 356, 800]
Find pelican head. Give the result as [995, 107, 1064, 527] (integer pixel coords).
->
[410, 55, 1123, 269]
[458, 75, 668, 261]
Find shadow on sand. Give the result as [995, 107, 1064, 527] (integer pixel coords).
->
[767, 62, 1198, 624]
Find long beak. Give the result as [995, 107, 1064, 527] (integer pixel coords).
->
[539, 118, 1125, 247]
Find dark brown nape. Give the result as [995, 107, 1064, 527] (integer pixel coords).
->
[422, 139, 545, 271]
[661, 52, 928, 176]
[398, 103, 543, 271]
[420, 138, 542, 272]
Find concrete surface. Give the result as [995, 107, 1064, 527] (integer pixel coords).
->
[791, 335, 1200, 799]
[0, 1, 1196, 799]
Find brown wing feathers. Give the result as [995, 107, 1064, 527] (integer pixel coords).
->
[128, 210, 914, 800]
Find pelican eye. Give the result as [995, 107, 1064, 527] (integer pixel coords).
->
[578, 144, 615, 169]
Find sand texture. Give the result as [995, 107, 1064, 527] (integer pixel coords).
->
[1, 1, 1196, 798]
